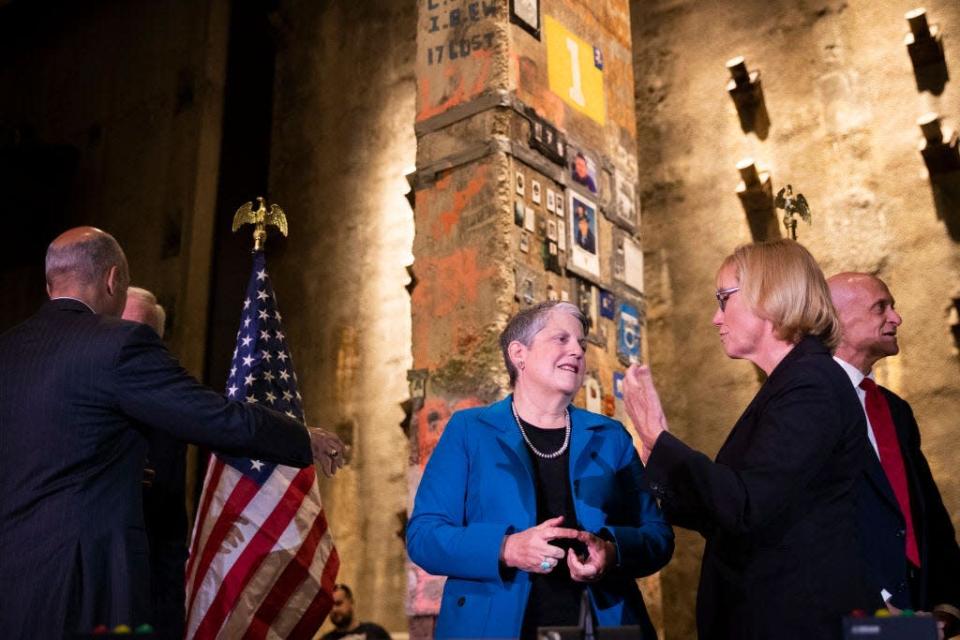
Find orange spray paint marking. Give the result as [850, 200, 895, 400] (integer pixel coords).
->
[417, 395, 484, 468]
[416, 49, 495, 122]
[433, 166, 488, 240]
[411, 247, 497, 368]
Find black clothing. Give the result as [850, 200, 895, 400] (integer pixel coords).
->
[518, 420, 585, 639]
[320, 622, 391, 640]
[856, 385, 960, 616]
[0, 299, 312, 638]
[143, 433, 188, 640]
[646, 336, 880, 639]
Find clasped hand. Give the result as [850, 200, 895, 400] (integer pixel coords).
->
[501, 516, 615, 582]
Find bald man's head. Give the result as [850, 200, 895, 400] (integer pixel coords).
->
[45, 227, 130, 317]
[828, 272, 902, 373]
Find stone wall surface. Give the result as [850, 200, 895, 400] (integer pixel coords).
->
[631, 0, 960, 636]
[266, 0, 417, 634]
[0, 0, 228, 373]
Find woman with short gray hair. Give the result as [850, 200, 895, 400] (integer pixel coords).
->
[407, 300, 673, 639]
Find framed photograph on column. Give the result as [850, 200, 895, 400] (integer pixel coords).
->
[510, 0, 540, 39]
[612, 229, 644, 295]
[567, 191, 600, 281]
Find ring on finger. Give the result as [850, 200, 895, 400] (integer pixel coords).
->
[539, 558, 553, 571]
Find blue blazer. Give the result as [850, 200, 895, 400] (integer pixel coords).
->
[407, 396, 673, 639]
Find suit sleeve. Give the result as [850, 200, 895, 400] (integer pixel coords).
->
[645, 365, 851, 537]
[111, 323, 312, 467]
[406, 412, 512, 584]
[599, 431, 674, 578]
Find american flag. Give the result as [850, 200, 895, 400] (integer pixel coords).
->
[184, 251, 339, 639]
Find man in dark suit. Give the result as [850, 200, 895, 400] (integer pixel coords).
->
[830, 272, 960, 637]
[122, 286, 187, 640]
[0, 227, 346, 639]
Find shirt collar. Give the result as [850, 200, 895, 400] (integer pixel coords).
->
[50, 296, 96, 314]
[833, 356, 874, 387]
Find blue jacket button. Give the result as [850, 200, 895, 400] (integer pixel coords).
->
[457, 596, 466, 607]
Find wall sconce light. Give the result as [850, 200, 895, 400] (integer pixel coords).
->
[949, 297, 960, 355]
[905, 9, 948, 94]
[918, 113, 960, 241]
[735, 158, 781, 242]
[726, 57, 770, 138]
[918, 113, 960, 178]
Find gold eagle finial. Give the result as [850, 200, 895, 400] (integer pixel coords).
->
[232, 197, 288, 251]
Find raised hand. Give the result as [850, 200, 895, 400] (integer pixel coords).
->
[623, 364, 669, 462]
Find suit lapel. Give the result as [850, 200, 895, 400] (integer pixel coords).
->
[568, 406, 606, 479]
[478, 397, 537, 521]
[863, 445, 902, 512]
[717, 337, 825, 463]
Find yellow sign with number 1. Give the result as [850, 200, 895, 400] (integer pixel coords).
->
[545, 15, 605, 125]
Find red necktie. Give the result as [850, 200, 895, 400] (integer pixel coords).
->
[860, 377, 920, 567]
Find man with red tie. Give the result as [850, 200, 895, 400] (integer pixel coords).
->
[829, 273, 960, 637]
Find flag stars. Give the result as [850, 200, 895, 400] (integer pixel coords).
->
[256, 269, 267, 282]
[229, 366, 237, 378]
[258, 310, 270, 321]
[259, 329, 271, 341]
[282, 390, 293, 402]
[279, 370, 290, 382]
[244, 373, 256, 387]
[243, 298, 251, 309]
[262, 371, 275, 382]
[257, 289, 269, 301]
[246, 394, 258, 404]
[250, 459, 264, 471]
[274, 311, 282, 321]
[275, 330, 286, 341]
[284, 410, 297, 419]
[243, 317, 251, 328]
[242, 355, 255, 367]
[227, 384, 238, 397]
[276, 352, 288, 363]
[260, 350, 273, 362]
[264, 391, 276, 404]
[241, 335, 253, 348]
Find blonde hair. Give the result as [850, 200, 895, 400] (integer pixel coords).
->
[718, 239, 840, 349]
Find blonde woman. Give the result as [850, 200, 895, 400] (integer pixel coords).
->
[624, 240, 880, 639]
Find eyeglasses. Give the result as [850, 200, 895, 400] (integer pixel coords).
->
[715, 286, 740, 311]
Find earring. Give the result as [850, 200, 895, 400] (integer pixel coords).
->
[518, 361, 525, 370]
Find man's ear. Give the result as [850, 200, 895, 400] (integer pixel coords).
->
[105, 265, 120, 296]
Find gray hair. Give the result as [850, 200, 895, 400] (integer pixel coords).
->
[499, 301, 586, 387]
[45, 232, 125, 289]
[125, 286, 167, 338]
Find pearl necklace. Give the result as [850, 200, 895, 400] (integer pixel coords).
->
[511, 401, 571, 459]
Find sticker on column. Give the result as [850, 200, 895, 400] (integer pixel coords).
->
[545, 16, 605, 125]
[617, 302, 641, 365]
[584, 373, 602, 414]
